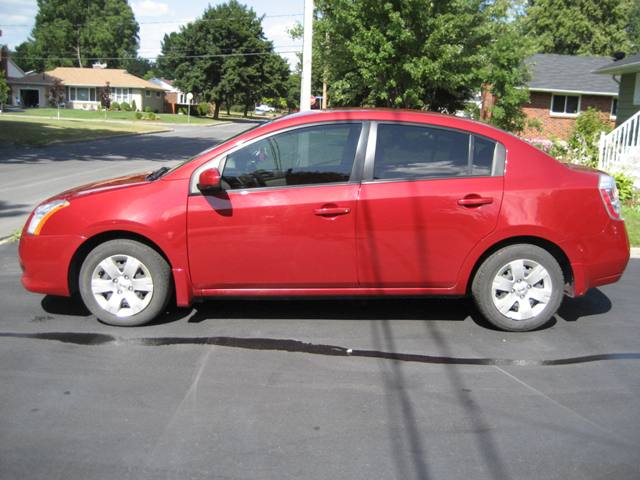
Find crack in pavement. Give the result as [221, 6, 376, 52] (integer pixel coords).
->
[2, 331, 640, 366]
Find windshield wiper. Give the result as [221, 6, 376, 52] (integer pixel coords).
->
[146, 166, 170, 181]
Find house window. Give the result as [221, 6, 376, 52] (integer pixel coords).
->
[611, 98, 618, 118]
[76, 88, 89, 101]
[551, 94, 580, 115]
[90, 88, 96, 102]
[110, 87, 131, 103]
[156, 91, 161, 97]
[146, 90, 151, 97]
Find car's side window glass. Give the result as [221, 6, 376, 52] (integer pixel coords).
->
[472, 135, 497, 176]
[374, 124, 470, 180]
[222, 123, 362, 189]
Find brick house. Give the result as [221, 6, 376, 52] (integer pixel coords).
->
[147, 77, 196, 114]
[521, 54, 619, 141]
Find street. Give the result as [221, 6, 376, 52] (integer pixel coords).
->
[1, 236, 639, 479]
[0, 122, 255, 237]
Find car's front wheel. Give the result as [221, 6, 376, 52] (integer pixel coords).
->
[472, 244, 564, 331]
[79, 239, 171, 326]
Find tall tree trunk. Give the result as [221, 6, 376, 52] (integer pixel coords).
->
[76, 35, 83, 68]
[243, 104, 248, 118]
[226, 101, 230, 115]
[213, 102, 220, 120]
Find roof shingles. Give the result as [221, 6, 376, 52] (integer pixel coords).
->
[46, 67, 164, 90]
[525, 54, 618, 95]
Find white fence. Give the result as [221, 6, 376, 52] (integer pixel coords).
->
[599, 109, 640, 187]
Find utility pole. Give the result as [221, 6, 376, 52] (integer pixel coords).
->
[299, 0, 313, 112]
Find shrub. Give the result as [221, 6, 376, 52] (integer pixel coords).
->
[144, 106, 152, 113]
[613, 172, 637, 203]
[131, 99, 137, 112]
[567, 108, 612, 167]
[135, 112, 143, 120]
[178, 106, 187, 115]
[110, 101, 120, 111]
[120, 101, 131, 111]
[145, 112, 157, 120]
[197, 102, 209, 116]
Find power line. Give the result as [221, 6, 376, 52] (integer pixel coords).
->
[10, 50, 302, 62]
[0, 13, 304, 28]
[12, 45, 303, 57]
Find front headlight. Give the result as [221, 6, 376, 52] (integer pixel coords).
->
[27, 200, 70, 235]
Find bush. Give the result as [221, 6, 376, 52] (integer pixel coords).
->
[135, 112, 143, 120]
[146, 112, 157, 120]
[197, 102, 209, 116]
[120, 101, 131, 111]
[613, 172, 637, 203]
[144, 106, 152, 113]
[110, 101, 120, 111]
[178, 106, 187, 115]
[567, 108, 612, 167]
[131, 99, 137, 112]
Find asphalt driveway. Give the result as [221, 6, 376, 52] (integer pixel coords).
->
[1, 238, 639, 480]
[0, 122, 255, 237]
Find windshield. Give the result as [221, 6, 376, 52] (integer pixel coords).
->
[166, 121, 270, 175]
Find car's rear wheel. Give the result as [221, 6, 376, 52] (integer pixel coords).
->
[79, 239, 171, 326]
[472, 244, 564, 331]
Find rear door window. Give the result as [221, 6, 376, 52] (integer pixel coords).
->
[373, 123, 499, 180]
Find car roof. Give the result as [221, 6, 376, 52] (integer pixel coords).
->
[265, 108, 515, 142]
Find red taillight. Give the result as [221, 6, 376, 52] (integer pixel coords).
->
[598, 174, 623, 220]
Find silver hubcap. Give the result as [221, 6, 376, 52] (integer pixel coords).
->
[90, 255, 154, 317]
[491, 259, 553, 321]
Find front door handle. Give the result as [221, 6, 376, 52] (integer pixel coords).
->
[314, 207, 351, 216]
[457, 195, 494, 207]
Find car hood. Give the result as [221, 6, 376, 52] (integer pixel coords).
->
[50, 171, 152, 201]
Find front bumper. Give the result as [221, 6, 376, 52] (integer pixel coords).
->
[19, 233, 85, 297]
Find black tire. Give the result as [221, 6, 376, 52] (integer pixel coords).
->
[79, 239, 172, 326]
[471, 244, 564, 332]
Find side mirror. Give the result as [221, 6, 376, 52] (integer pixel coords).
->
[197, 168, 223, 193]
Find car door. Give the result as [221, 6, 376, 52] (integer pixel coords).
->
[187, 122, 366, 290]
[357, 122, 505, 288]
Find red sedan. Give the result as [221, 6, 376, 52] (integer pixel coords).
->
[19, 110, 630, 331]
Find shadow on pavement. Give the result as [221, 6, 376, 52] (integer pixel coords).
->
[40, 288, 612, 330]
[0, 200, 31, 219]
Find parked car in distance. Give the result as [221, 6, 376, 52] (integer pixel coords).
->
[254, 104, 276, 114]
[19, 110, 630, 331]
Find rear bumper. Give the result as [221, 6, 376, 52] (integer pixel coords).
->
[568, 220, 630, 296]
[19, 233, 85, 297]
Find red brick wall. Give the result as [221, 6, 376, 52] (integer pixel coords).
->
[522, 91, 615, 141]
[164, 92, 177, 114]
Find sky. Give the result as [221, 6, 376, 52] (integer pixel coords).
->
[0, 0, 304, 67]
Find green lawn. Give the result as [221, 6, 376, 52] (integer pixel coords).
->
[623, 206, 640, 247]
[9, 108, 223, 125]
[0, 116, 170, 147]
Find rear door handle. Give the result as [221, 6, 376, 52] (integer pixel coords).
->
[457, 196, 493, 207]
[314, 207, 351, 216]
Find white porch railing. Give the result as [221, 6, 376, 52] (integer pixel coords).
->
[599, 109, 640, 186]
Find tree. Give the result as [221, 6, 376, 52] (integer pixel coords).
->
[305, 0, 530, 131]
[13, 0, 139, 71]
[0, 71, 10, 111]
[48, 78, 65, 107]
[98, 83, 111, 110]
[521, 0, 638, 56]
[482, 0, 535, 132]
[123, 57, 155, 78]
[157, 1, 288, 119]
